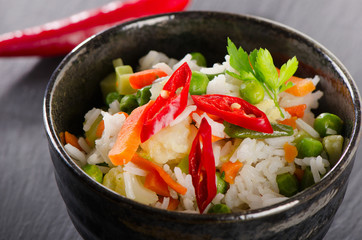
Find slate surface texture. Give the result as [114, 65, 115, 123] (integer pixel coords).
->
[1, 0, 361, 239]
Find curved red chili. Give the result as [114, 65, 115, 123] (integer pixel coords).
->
[191, 94, 273, 133]
[140, 62, 192, 142]
[0, 0, 190, 57]
[189, 117, 217, 214]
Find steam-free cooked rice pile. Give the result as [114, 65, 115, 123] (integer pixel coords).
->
[63, 40, 343, 214]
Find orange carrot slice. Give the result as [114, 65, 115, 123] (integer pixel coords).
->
[95, 120, 105, 138]
[285, 78, 315, 97]
[108, 101, 154, 165]
[64, 131, 82, 151]
[284, 142, 298, 163]
[59, 132, 65, 145]
[279, 116, 298, 129]
[284, 104, 307, 118]
[129, 68, 168, 89]
[144, 170, 170, 197]
[131, 154, 187, 195]
[221, 161, 243, 184]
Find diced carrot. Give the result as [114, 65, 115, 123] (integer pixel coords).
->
[284, 142, 298, 163]
[95, 120, 105, 138]
[276, 68, 315, 97]
[284, 104, 307, 118]
[144, 170, 170, 197]
[64, 131, 82, 151]
[285, 78, 315, 97]
[211, 135, 223, 142]
[294, 168, 304, 181]
[221, 161, 243, 184]
[129, 68, 168, 89]
[117, 111, 129, 118]
[279, 116, 298, 129]
[108, 101, 154, 165]
[167, 198, 180, 210]
[59, 132, 65, 145]
[131, 154, 187, 195]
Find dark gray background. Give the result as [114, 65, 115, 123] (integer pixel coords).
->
[1, 0, 361, 239]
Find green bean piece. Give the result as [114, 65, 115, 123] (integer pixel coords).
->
[216, 172, 229, 194]
[190, 71, 209, 95]
[136, 86, 152, 106]
[313, 113, 343, 137]
[112, 58, 124, 68]
[293, 129, 313, 145]
[323, 135, 344, 165]
[115, 65, 136, 95]
[100, 72, 117, 102]
[84, 114, 103, 148]
[190, 52, 207, 67]
[106, 92, 123, 105]
[276, 172, 299, 197]
[120, 94, 139, 114]
[82, 164, 103, 183]
[300, 167, 315, 190]
[177, 156, 189, 174]
[297, 137, 323, 158]
[223, 122, 293, 139]
[208, 204, 232, 214]
[239, 79, 264, 104]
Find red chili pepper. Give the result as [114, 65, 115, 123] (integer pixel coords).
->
[191, 94, 273, 133]
[140, 62, 192, 142]
[0, 0, 190, 57]
[189, 117, 217, 214]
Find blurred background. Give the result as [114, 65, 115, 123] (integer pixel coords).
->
[0, 0, 361, 239]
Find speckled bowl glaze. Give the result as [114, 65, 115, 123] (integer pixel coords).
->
[44, 11, 361, 240]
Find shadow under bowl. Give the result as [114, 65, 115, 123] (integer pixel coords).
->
[44, 11, 361, 240]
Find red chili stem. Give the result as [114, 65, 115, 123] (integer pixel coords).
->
[0, 0, 190, 57]
[189, 118, 217, 214]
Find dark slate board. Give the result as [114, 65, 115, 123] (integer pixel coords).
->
[1, 0, 361, 239]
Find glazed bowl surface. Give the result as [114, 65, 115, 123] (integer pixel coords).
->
[44, 11, 361, 240]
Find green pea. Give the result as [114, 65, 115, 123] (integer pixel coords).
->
[276, 172, 299, 197]
[189, 71, 209, 95]
[136, 86, 152, 106]
[82, 164, 103, 183]
[106, 92, 123, 105]
[314, 113, 343, 137]
[300, 167, 315, 190]
[239, 79, 264, 104]
[297, 137, 323, 158]
[120, 94, 139, 114]
[190, 52, 207, 67]
[208, 204, 231, 214]
[216, 172, 229, 194]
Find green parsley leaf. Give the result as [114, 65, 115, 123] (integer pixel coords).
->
[254, 48, 279, 90]
[278, 56, 298, 88]
[226, 38, 299, 118]
[227, 38, 253, 74]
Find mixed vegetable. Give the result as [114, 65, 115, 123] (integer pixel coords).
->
[61, 39, 344, 214]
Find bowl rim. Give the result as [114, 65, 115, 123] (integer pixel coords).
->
[43, 10, 362, 222]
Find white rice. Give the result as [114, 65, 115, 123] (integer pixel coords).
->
[74, 50, 333, 213]
[64, 143, 86, 166]
[83, 108, 101, 132]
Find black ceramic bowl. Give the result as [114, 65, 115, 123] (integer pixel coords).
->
[44, 11, 361, 240]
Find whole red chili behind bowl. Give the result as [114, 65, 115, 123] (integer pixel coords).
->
[44, 11, 361, 240]
[0, 0, 190, 57]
